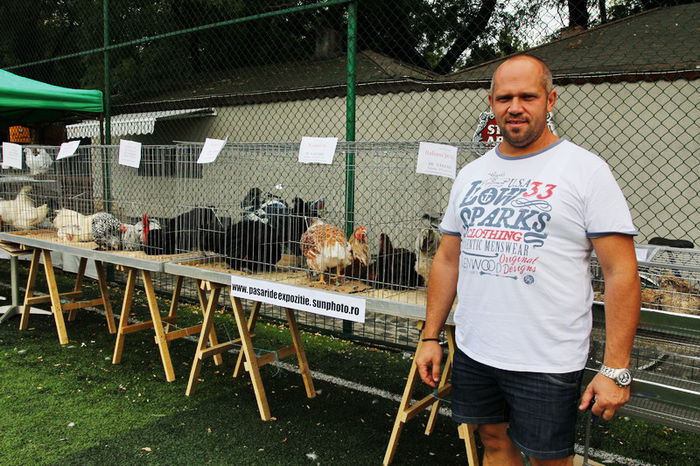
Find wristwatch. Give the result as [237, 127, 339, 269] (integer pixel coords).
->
[599, 364, 633, 387]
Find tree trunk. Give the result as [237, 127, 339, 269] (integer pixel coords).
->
[433, 0, 497, 75]
[568, 0, 590, 29]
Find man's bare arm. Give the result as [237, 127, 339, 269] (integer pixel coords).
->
[579, 234, 640, 420]
[416, 234, 461, 387]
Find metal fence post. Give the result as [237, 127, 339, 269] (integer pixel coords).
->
[343, 0, 357, 336]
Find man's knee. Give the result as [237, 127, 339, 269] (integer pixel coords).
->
[478, 423, 511, 449]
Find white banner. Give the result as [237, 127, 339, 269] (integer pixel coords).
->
[230, 275, 366, 323]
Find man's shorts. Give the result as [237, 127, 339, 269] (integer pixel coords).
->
[451, 347, 584, 460]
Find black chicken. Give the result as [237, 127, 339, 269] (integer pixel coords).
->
[222, 219, 285, 272]
[287, 197, 325, 256]
[372, 233, 424, 289]
[144, 207, 226, 255]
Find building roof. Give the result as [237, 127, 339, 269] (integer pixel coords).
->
[114, 50, 439, 113]
[449, 3, 700, 82]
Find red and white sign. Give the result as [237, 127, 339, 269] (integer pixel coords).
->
[472, 112, 557, 144]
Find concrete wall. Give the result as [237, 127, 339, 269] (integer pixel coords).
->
[100, 79, 699, 246]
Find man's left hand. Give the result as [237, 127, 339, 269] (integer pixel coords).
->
[578, 372, 630, 420]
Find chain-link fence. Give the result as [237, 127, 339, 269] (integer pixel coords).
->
[1, 2, 698, 339]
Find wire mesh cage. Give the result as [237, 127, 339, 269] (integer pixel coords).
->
[104, 141, 487, 301]
[590, 244, 700, 431]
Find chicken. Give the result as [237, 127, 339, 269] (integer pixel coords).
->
[373, 233, 423, 289]
[222, 218, 285, 272]
[25, 148, 53, 175]
[53, 208, 97, 241]
[91, 212, 124, 250]
[343, 226, 371, 280]
[120, 214, 161, 251]
[0, 186, 49, 230]
[300, 219, 353, 285]
[144, 207, 224, 255]
[655, 272, 700, 315]
[599, 270, 700, 315]
[414, 213, 442, 285]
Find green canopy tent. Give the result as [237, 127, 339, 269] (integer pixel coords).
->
[0, 69, 103, 125]
[0, 70, 103, 324]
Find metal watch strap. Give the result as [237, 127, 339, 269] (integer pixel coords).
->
[599, 364, 632, 387]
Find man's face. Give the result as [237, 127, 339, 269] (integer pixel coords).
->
[488, 59, 556, 150]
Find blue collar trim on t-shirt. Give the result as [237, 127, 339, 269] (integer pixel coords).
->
[495, 139, 565, 160]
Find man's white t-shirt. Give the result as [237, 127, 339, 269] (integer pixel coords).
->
[440, 139, 636, 373]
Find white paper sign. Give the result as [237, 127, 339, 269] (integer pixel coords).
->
[231, 275, 366, 323]
[56, 140, 81, 160]
[118, 139, 142, 168]
[416, 142, 458, 179]
[1, 142, 23, 169]
[196, 138, 227, 164]
[298, 137, 338, 164]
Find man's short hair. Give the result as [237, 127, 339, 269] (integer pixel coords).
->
[489, 54, 553, 94]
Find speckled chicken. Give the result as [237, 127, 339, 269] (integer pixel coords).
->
[91, 212, 123, 250]
[300, 219, 353, 285]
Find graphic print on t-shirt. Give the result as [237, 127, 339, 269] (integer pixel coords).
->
[458, 171, 556, 284]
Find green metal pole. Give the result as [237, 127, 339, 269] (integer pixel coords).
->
[344, 0, 357, 236]
[343, 1, 357, 336]
[102, 0, 112, 214]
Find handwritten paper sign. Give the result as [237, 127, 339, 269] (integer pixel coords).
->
[118, 139, 142, 168]
[56, 140, 81, 160]
[196, 138, 227, 164]
[416, 142, 458, 179]
[1, 142, 23, 169]
[231, 275, 366, 323]
[298, 137, 338, 164]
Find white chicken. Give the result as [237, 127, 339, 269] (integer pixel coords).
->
[300, 219, 353, 285]
[24, 148, 53, 175]
[0, 186, 49, 230]
[53, 208, 97, 241]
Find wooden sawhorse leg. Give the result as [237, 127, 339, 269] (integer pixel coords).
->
[229, 295, 316, 420]
[232, 304, 316, 399]
[186, 287, 316, 422]
[383, 323, 478, 465]
[19, 249, 115, 344]
[112, 269, 204, 382]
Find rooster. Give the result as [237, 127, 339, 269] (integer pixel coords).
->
[414, 213, 442, 285]
[343, 226, 371, 280]
[0, 186, 49, 230]
[24, 148, 53, 175]
[300, 219, 354, 285]
[53, 208, 97, 241]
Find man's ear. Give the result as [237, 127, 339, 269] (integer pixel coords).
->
[547, 89, 557, 113]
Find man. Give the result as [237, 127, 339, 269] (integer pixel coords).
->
[416, 55, 640, 466]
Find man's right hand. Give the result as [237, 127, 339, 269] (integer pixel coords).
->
[416, 341, 443, 387]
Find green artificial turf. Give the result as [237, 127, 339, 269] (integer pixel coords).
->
[0, 261, 698, 465]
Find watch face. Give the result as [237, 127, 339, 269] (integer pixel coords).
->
[616, 370, 632, 386]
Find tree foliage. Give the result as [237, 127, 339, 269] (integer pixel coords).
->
[0, 0, 689, 103]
